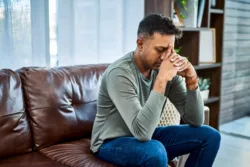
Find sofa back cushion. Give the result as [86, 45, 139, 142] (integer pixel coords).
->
[19, 65, 108, 150]
[0, 69, 33, 158]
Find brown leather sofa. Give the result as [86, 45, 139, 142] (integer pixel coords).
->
[0, 64, 209, 167]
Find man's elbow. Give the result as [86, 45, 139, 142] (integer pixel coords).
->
[182, 115, 204, 127]
[184, 108, 205, 127]
[132, 121, 153, 142]
[188, 117, 204, 127]
[189, 121, 203, 127]
[135, 134, 151, 142]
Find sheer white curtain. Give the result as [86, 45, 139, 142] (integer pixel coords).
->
[57, 0, 144, 66]
[0, 0, 144, 69]
[0, 0, 49, 70]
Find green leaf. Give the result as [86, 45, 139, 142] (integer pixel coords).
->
[177, 0, 187, 11]
[198, 78, 211, 91]
[178, 0, 187, 8]
[181, 0, 187, 7]
[174, 46, 182, 54]
[180, 13, 186, 19]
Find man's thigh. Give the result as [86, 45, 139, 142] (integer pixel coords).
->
[152, 125, 219, 159]
[96, 137, 167, 167]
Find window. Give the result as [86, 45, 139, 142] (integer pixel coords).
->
[49, 0, 58, 67]
[49, 0, 144, 66]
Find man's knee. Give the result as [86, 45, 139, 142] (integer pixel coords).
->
[142, 140, 167, 167]
[200, 125, 221, 145]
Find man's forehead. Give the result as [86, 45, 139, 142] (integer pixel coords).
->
[155, 44, 169, 48]
[151, 33, 175, 45]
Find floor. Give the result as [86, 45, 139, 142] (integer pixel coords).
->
[220, 116, 250, 139]
[213, 117, 250, 167]
[213, 133, 250, 167]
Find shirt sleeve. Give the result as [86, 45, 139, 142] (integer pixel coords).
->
[167, 75, 204, 126]
[106, 68, 166, 141]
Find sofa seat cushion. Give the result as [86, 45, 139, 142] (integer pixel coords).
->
[39, 138, 115, 167]
[0, 152, 67, 167]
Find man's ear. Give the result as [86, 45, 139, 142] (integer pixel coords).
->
[136, 37, 144, 51]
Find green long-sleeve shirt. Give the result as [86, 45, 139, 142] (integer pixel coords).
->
[90, 52, 204, 153]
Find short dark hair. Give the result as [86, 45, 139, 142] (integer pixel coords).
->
[137, 13, 182, 39]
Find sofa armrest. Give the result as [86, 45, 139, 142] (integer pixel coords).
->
[204, 106, 210, 125]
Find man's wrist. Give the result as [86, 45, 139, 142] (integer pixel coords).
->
[185, 75, 198, 85]
[185, 75, 199, 90]
[186, 82, 198, 90]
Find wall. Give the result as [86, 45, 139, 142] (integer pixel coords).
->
[220, 0, 250, 124]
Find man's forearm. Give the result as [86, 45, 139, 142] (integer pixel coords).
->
[153, 77, 168, 94]
[184, 75, 204, 126]
[168, 75, 204, 126]
[182, 88, 204, 126]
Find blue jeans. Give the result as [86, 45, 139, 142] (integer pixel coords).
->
[96, 125, 221, 167]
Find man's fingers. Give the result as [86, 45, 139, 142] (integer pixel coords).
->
[165, 43, 173, 59]
[174, 58, 188, 70]
[167, 52, 176, 60]
[171, 54, 187, 63]
[174, 60, 184, 66]
[171, 55, 181, 62]
[166, 48, 172, 58]
[178, 62, 189, 72]
[168, 42, 175, 54]
[174, 57, 187, 66]
[171, 45, 176, 53]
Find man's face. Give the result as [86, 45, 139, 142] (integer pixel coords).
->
[137, 33, 175, 70]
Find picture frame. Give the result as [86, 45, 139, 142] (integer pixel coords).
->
[199, 28, 216, 63]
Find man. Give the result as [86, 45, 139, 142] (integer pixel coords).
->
[91, 14, 220, 167]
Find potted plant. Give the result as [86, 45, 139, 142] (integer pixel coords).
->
[198, 77, 211, 100]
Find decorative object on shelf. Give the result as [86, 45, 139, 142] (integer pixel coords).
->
[198, 77, 211, 100]
[173, 3, 185, 27]
[199, 28, 216, 63]
[211, 0, 216, 7]
[175, 0, 199, 28]
[197, 0, 205, 27]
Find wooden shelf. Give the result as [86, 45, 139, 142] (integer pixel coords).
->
[204, 97, 220, 104]
[210, 9, 224, 14]
[179, 27, 210, 31]
[194, 63, 221, 70]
